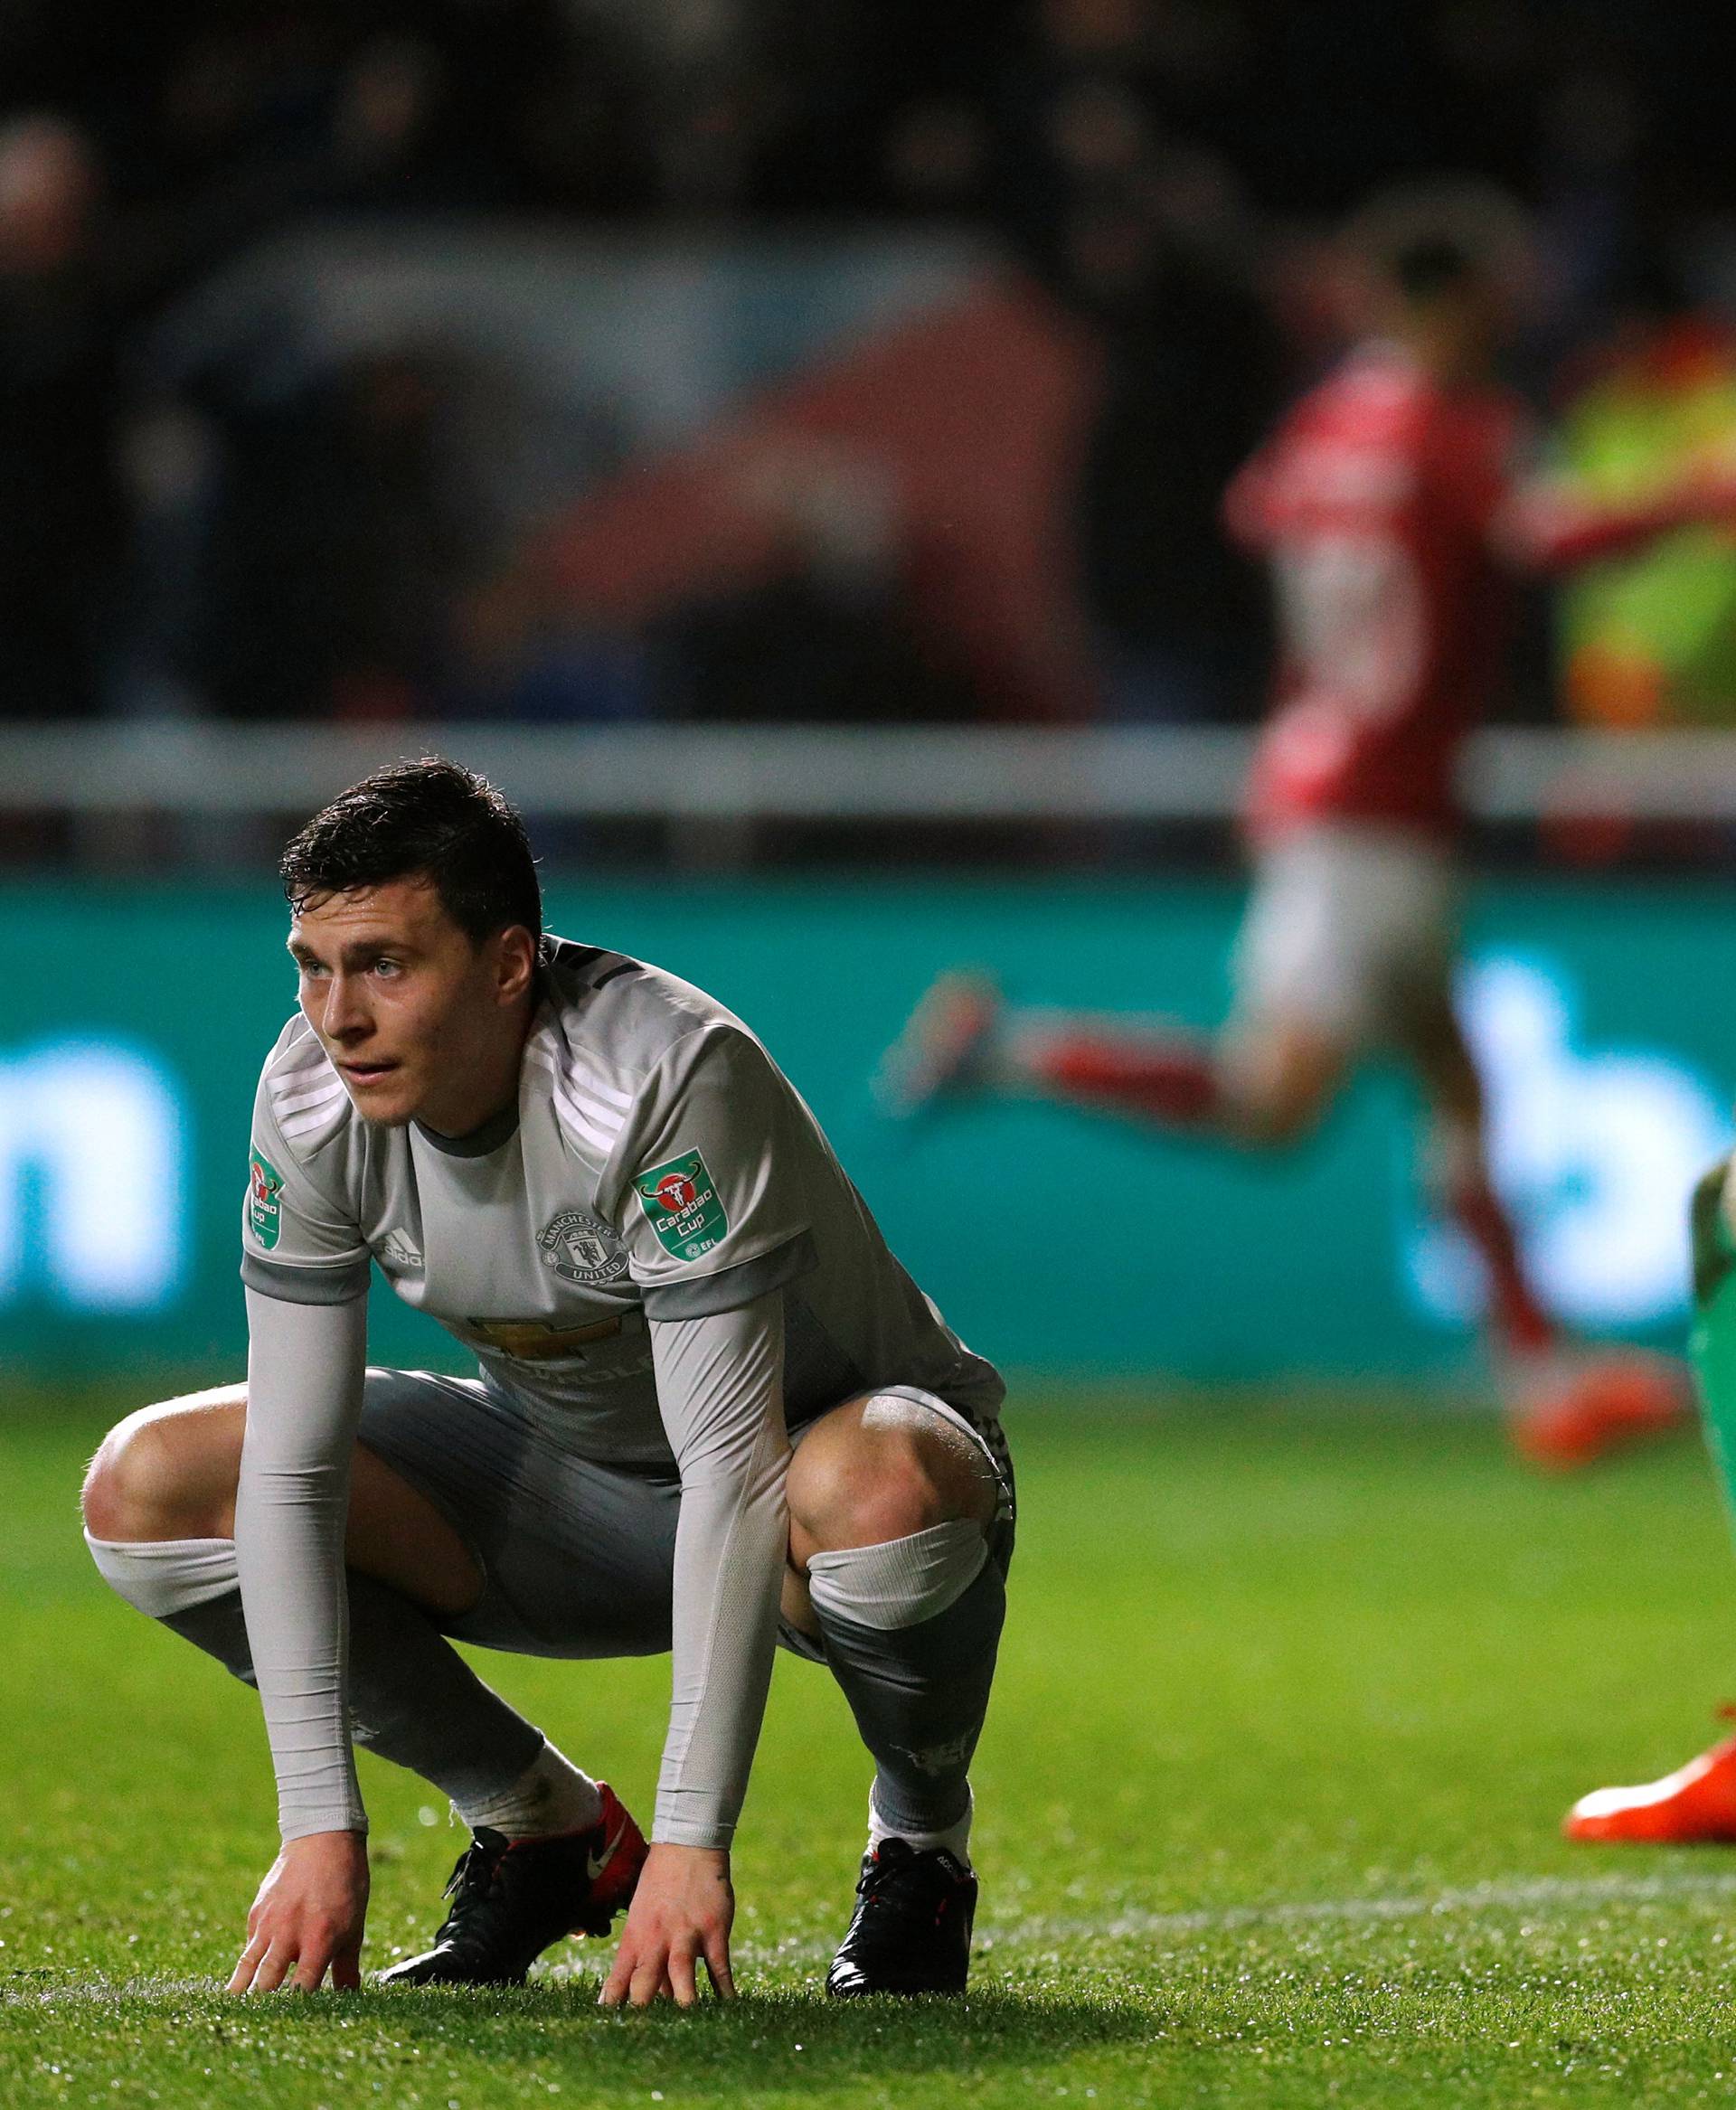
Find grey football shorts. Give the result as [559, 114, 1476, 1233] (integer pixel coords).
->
[356, 1367, 1014, 1667]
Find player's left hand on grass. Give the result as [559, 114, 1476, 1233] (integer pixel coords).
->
[226, 1830, 370, 1994]
[599, 1842, 734, 2008]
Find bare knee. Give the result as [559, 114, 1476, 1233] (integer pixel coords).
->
[80, 1388, 245, 1543]
[1228, 1088, 1323, 1148]
[788, 1395, 996, 1567]
[1406, 1009, 1484, 1128]
[1217, 1017, 1344, 1148]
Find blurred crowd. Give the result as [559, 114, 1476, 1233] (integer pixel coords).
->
[4, 0, 1736, 729]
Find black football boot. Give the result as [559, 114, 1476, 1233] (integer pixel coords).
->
[826, 1837, 977, 1997]
[378, 1783, 646, 1987]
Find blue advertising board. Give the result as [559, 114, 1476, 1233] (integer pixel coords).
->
[2, 877, 1730, 1386]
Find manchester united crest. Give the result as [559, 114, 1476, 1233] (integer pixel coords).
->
[538, 1207, 628, 1286]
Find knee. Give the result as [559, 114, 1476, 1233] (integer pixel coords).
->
[788, 1398, 995, 1559]
[80, 1401, 235, 1544]
[1421, 1050, 1483, 1127]
[1222, 1057, 1329, 1146]
[1219, 1025, 1340, 1148]
[1230, 1092, 1319, 1148]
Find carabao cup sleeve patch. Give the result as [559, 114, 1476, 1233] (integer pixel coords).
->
[248, 1147, 285, 1250]
[633, 1148, 730, 1262]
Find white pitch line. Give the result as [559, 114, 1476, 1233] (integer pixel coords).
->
[0, 1974, 214, 2009]
[11, 1870, 1736, 2005]
[977, 1868, 1736, 1951]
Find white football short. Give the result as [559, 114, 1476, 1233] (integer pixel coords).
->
[1230, 821, 1459, 1052]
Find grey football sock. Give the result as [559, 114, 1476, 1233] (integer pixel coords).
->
[811, 1556, 1005, 1844]
[164, 1574, 545, 1817]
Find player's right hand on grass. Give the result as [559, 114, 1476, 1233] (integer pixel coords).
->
[227, 1830, 370, 1993]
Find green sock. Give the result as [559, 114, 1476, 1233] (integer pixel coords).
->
[1690, 1156, 1736, 1515]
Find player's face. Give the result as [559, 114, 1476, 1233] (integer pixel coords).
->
[1375, 273, 1513, 381]
[1445, 277, 1511, 368]
[288, 878, 535, 1132]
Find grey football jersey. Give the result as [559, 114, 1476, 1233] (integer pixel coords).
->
[241, 937, 1005, 1459]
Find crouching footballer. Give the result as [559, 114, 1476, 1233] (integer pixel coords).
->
[81, 758, 1013, 2002]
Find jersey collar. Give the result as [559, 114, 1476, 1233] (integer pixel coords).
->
[412, 1098, 521, 1158]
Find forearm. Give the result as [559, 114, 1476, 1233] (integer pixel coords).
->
[649, 1296, 789, 1850]
[238, 1286, 369, 1841]
[656, 1432, 789, 1846]
[1506, 475, 1736, 574]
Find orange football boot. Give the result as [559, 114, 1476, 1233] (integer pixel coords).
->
[1508, 1350, 1694, 1471]
[1564, 1713, 1736, 1842]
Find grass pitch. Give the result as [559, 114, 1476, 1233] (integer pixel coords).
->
[8, 1387, 1736, 2107]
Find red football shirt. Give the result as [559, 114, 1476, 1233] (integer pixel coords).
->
[1224, 343, 1525, 843]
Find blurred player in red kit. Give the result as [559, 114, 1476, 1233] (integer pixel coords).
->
[881, 184, 1736, 1468]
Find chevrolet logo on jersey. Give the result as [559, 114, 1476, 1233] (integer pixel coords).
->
[465, 1314, 627, 1360]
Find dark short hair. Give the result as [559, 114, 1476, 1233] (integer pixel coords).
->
[1351, 179, 1529, 306]
[1389, 232, 1477, 302]
[280, 757, 542, 944]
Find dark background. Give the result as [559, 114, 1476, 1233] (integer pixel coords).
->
[4, 0, 1731, 753]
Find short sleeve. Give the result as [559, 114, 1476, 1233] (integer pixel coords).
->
[612, 1026, 817, 1321]
[241, 1054, 372, 1306]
